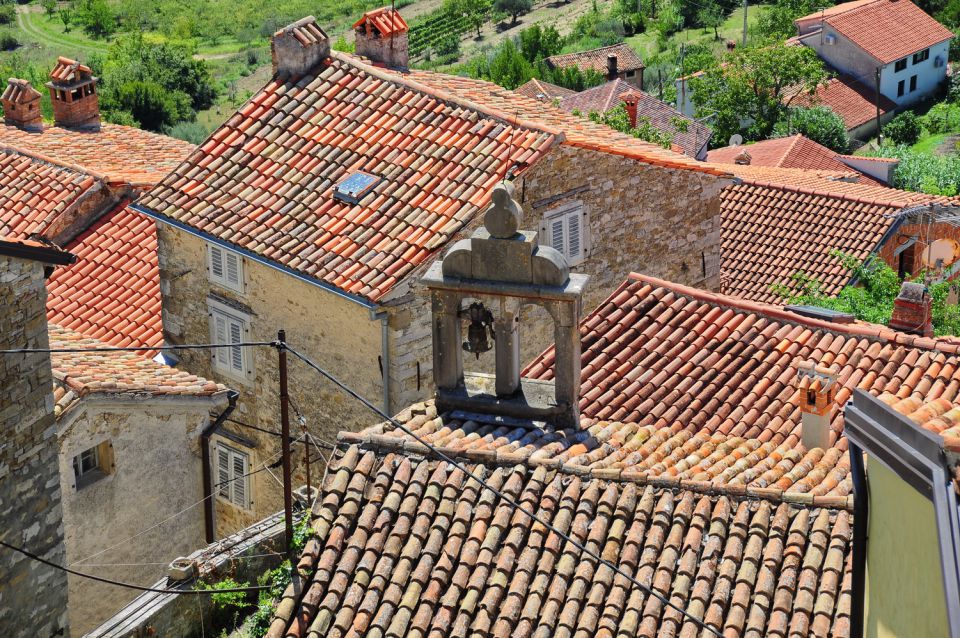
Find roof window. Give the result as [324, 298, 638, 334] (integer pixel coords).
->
[334, 172, 380, 204]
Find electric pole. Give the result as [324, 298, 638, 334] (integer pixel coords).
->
[742, 0, 748, 47]
[277, 329, 294, 555]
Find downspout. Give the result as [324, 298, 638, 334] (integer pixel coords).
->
[848, 441, 869, 638]
[201, 389, 240, 543]
[371, 308, 390, 416]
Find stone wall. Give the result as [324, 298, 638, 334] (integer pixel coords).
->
[57, 397, 223, 635]
[876, 220, 960, 281]
[0, 255, 69, 636]
[156, 225, 382, 533]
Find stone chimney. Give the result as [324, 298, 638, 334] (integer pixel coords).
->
[2, 78, 43, 131]
[797, 362, 838, 450]
[271, 17, 330, 77]
[621, 93, 638, 129]
[354, 7, 409, 70]
[888, 281, 933, 337]
[607, 54, 619, 80]
[734, 149, 752, 165]
[46, 57, 99, 130]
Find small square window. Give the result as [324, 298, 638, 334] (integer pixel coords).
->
[72, 442, 112, 489]
[208, 299, 253, 382]
[910, 75, 918, 92]
[912, 48, 930, 64]
[897, 80, 905, 97]
[625, 70, 636, 78]
[540, 201, 588, 266]
[895, 58, 907, 72]
[207, 243, 244, 293]
[215, 443, 251, 509]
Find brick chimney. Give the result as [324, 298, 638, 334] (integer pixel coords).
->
[46, 57, 99, 130]
[734, 149, 752, 165]
[607, 54, 619, 81]
[354, 7, 409, 70]
[796, 362, 838, 450]
[271, 17, 330, 77]
[888, 281, 933, 337]
[621, 93, 638, 129]
[2, 79, 43, 131]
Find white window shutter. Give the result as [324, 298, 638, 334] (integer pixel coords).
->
[551, 218, 564, 253]
[232, 452, 247, 507]
[225, 252, 240, 287]
[567, 212, 581, 261]
[216, 447, 230, 498]
[210, 246, 224, 279]
[229, 321, 243, 372]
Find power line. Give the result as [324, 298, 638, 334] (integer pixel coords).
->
[283, 344, 725, 638]
[0, 341, 278, 355]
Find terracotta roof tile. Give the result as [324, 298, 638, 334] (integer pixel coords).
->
[353, 7, 409, 36]
[46, 203, 162, 357]
[48, 56, 93, 84]
[1, 78, 42, 103]
[545, 43, 645, 74]
[796, 0, 954, 64]
[0, 123, 193, 188]
[794, 74, 896, 130]
[514, 78, 576, 101]
[49, 324, 225, 418]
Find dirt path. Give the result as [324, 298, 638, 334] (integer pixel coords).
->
[16, 4, 111, 54]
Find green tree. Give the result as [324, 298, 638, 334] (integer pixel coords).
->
[494, 0, 532, 25]
[587, 103, 674, 148]
[446, 0, 489, 37]
[774, 251, 960, 336]
[518, 24, 563, 62]
[882, 111, 922, 145]
[774, 106, 849, 152]
[41, 0, 57, 17]
[169, 121, 210, 144]
[690, 43, 828, 142]
[540, 63, 606, 91]
[697, 4, 724, 40]
[114, 81, 191, 131]
[753, 0, 820, 42]
[487, 38, 534, 88]
[76, 0, 116, 38]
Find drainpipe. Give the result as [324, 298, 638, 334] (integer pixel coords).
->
[201, 389, 239, 543]
[370, 308, 391, 416]
[848, 441, 869, 638]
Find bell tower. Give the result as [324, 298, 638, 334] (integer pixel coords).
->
[421, 181, 588, 428]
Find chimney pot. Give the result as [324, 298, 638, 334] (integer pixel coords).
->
[797, 362, 838, 450]
[271, 16, 330, 78]
[621, 93, 639, 129]
[888, 281, 933, 337]
[607, 54, 619, 80]
[2, 78, 43, 131]
[353, 7, 409, 70]
[46, 57, 99, 130]
[734, 149, 752, 165]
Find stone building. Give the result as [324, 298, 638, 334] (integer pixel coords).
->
[0, 237, 74, 637]
[135, 13, 730, 529]
[544, 42, 646, 88]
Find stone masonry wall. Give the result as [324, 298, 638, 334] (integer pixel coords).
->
[0, 255, 69, 636]
[877, 221, 960, 281]
[157, 225, 381, 534]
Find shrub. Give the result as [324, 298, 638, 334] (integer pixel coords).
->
[882, 111, 922, 145]
[870, 144, 960, 196]
[169, 121, 210, 144]
[114, 81, 191, 131]
[0, 4, 14, 24]
[774, 106, 849, 152]
[0, 32, 18, 51]
[920, 102, 960, 135]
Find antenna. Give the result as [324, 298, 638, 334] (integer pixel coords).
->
[502, 110, 520, 183]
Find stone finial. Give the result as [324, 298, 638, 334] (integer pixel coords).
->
[484, 182, 521, 238]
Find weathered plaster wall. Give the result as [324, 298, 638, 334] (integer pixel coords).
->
[157, 225, 381, 532]
[864, 460, 949, 638]
[0, 255, 69, 636]
[57, 398, 217, 635]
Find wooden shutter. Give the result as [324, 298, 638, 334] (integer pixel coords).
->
[209, 246, 224, 280]
[225, 252, 241, 288]
[567, 211, 582, 261]
[232, 451, 247, 507]
[229, 320, 243, 373]
[216, 446, 230, 498]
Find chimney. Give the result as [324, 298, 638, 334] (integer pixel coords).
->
[271, 17, 330, 77]
[734, 149, 752, 165]
[2, 78, 43, 131]
[353, 7, 409, 70]
[46, 57, 99, 130]
[888, 281, 933, 337]
[621, 93, 638, 129]
[797, 362, 838, 450]
[607, 54, 619, 80]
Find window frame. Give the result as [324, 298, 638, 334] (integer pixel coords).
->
[71, 441, 113, 490]
[912, 48, 930, 64]
[539, 200, 589, 266]
[214, 442, 252, 509]
[897, 80, 905, 97]
[910, 75, 918, 92]
[206, 243, 245, 294]
[207, 298, 254, 383]
[895, 58, 907, 72]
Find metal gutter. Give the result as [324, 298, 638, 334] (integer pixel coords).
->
[131, 203, 376, 310]
[200, 389, 239, 543]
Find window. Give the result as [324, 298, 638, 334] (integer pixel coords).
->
[540, 201, 588, 265]
[207, 243, 244, 293]
[910, 75, 918, 92]
[897, 80, 905, 97]
[215, 443, 250, 508]
[913, 48, 930, 64]
[625, 70, 636, 79]
[72, 442, 112, 489]
[895, 58, 907, 72]
[208, 299, 252, 381]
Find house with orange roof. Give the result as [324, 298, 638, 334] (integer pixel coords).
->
[134, 12, 733, 530]
[793, 0, 953, 109]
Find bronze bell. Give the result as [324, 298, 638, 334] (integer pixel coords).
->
[461, 302, 494, 359]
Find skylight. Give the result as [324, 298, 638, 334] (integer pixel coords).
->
[333, 171, 380, 204]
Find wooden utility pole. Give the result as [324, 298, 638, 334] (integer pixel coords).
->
[875, 67, 882, 142]
[742, 0, 748, 47]
[277, 329, 294, 553]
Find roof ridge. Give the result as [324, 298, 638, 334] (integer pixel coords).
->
[779, 134, 806, 166]
[731, 169, 920, 208]
[0, 143, 107, 182]
[626, 271, 960, 353]
[333, 51, 568, 141]
[336, 431, 854, 510]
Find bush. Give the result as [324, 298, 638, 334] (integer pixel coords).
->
[870, 144, 960, 196]
[169, 121, 210, 144]
[774, 106, 849, 152]
[114, 81, 191, 131]
[882, 111, 922, 145]
[0, 4, 14, 24]
[493, 0, 532, 25]
[0, 31, 18, 51]
[920, 102, 960, 134]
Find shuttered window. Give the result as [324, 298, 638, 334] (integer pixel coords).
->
[207, 243, 244, 293]
[215, 443, 250, 508]
[208, 300, 251, 381]
[540, 201, 587, 265]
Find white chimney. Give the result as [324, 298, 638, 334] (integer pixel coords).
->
[797, 362, 838, 450]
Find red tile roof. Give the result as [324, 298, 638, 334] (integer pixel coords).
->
[49, 324, 225, 418]
[710, 135, 855, 173]
[46, 203, 163, 356]
[796, 0, 954, 64]
[1, 78, 42, 103]
[713, 164, 950, 303]
[141, 49, 724, 303]
[353, 6, 409, 36]
[557, 79, 711, 157]
[794, 75, 896, 131]
[545, 43, 645, 74]
[513, 78, 576, 101]
[49, 56, 94, 84]
[0, 146, 103, 240]
[881, 392, 960, 452]
[0, 123, 194, 188]
[0, 235, 74, 264]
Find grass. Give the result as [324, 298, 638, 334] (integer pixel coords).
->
[16, 6, 112, 56]
[624, 5, 770, 59]
[911, 133, 951, 154]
